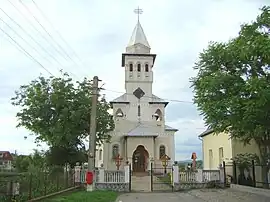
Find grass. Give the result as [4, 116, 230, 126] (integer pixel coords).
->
[44, 190, 119, 202]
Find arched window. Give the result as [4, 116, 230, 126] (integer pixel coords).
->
[153, 109, 162, 121]
[99, 149, 102, 160]
[112, 144, 119, 158]
[145, 64, 149, 72]
[159, 145, 166, 159]
[137, 63, 141, 72]
[115, 108, 124, 118]
[129, 63, 133, 71]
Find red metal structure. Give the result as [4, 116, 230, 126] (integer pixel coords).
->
[86, 171, 93, 184]
[114, 154, 123, 170]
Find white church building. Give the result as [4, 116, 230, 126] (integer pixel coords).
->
[103, 16, 178, 173]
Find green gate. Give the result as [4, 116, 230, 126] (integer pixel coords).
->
[150, 163, 174, 192]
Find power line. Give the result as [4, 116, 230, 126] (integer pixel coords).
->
[0, 26, 53, 76]
[19, 0, 83, 70]
[18, 0, 70, 60]
[103, 89, 194, 104]
[0, 7, 68, 72]
[31, 0, 86, 68]
[0, 16, 60, 71]
[7, 0, 69, 63]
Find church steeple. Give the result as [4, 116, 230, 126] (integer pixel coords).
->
[126, 7, 151, 54]
[127, 21, 150, 49]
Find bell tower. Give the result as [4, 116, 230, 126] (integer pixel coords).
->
[121, 7, 156, 99]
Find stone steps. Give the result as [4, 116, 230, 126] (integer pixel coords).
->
[131, 176, 151, 192]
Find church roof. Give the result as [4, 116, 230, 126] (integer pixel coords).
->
[124, 123, 178, 136]
[127, 21, 150, 48]
[110, 93, 169, 107]
[110, 93, 129, 104]
[165, 125, 178, 131]
[126, 124, 159, 137]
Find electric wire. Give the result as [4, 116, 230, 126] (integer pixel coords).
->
[7, 0, 71, 67]
[0, 7, 70, 72]
[19, 0, 83, 71]
[0, 26, 53, 76]
[103, 89, 194, 104]
[0, 17, 61, 71]
[31, 0, 86, 68]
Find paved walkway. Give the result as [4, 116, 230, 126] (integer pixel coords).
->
[116, 189, 270, 202]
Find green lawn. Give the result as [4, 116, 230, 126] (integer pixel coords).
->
[44, 190, 119, 202]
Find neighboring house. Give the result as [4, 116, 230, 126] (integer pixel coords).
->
[0, 151, 13, 170]
[199, 129, 265, 183]
[103, 17, 178, 172]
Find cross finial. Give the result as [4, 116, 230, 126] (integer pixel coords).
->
[134, 6, 143, 22]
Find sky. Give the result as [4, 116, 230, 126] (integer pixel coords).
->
[0, 0, 267, 160]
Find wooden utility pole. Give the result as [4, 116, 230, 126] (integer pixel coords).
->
[87, 76, 99, 192]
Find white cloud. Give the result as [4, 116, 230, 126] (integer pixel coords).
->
[0, 0, 266, 159]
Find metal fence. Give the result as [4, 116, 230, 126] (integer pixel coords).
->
[0, 168, 75, 201]
[225, 161, 270, 189]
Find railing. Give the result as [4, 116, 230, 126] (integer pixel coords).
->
[202, 170, 220, 182]
[179, 171, 197, 182]
[104, 170, 125, 183]
[79, 169, 125, 183]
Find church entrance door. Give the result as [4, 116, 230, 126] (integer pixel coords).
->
[132, 145, 149, 173]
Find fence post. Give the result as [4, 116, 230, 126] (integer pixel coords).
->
[251, 160, 256, 187]
[233, 161, 237, 184]
[28, 173, 33, 200]
[172, 164, 179, 184]
[150, 162, 153, 192]
[74, 164, 82, 185]
[220, 161, 226, 185]
[99, 168, 105, 183]
[196, 169, 203, 182]
[44, 172, 47, 196]
[124, 165, 130, 183]
[129, 164, 132, 192]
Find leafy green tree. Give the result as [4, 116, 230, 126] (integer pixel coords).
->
[14, 155, 31, 172]
[11, 73, 114, 164]
[191, 6, 270, 185]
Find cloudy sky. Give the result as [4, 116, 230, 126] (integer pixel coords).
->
[0, 0, 267, 160]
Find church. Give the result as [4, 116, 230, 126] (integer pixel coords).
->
[103, 13, 178, 173]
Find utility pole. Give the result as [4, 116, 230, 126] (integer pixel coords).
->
[87, 76, 99, 192]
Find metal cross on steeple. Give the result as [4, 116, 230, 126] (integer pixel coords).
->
[134, 6, 143, 22]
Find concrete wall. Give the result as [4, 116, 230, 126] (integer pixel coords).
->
[202, 132, 232, 170]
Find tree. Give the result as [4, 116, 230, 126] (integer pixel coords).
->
[11, 73, 114, 164]
[191, 6, 270, 184]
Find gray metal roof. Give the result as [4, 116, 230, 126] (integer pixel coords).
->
[127, 21, 150, 48]
[165, 125, 178, 131]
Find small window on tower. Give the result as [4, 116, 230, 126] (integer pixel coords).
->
[129, 63, 133, 71]
[145, 64, 149, 72]
[137, 63, 141, 72]
[138, 105, 141, 117]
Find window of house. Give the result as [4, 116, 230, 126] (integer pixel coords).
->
[99, 149, 102, 160]
[159, 145, 166, 159]
[129, 63, 133, 71]
[219, 147, 224, 165]
[112, 145, 119, 158]
[137, 63, 141, 72]
[209, 149, 213, 168]
[145, 64, 149, 72]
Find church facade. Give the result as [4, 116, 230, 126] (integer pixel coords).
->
[103, 18, 178, 172]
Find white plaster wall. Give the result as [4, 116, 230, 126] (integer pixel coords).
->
[95, 144, 104, 168]
[154, 132, 175, 167]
